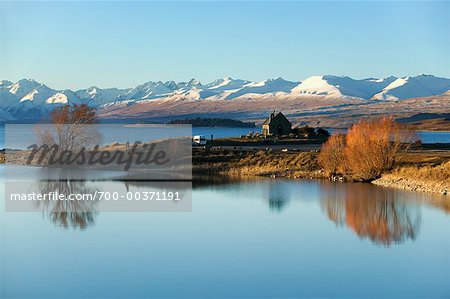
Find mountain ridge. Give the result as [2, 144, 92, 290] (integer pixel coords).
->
[1, 75, 449, 121]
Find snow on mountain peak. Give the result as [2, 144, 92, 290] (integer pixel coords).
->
[9, 83, 20, 94]
[163, 81, 178, 90]
[175, 78, 203, 91]
[86, 87, 98, 96]
[292, 75, 410, 99]
[368, 76, 397, 83]
[20, 89, 39, 102]
[385, 77, 409, 89]
[371, 77, 409, 101]
[1, 74, 449, 121]
[187, 78, 201, 87]
[225, 77, 298, 99]
[370, 75, 450, 101]
[208, 77, 232, 89]
[292, 76, 342, 96]
[205, 77, 250, 92]
[45, 92, 69, 104]
[7, 79, 44, 99]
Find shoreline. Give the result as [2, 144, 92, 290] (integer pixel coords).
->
[372, 176, 449, 195]
[372, 161, 450, 196]
[193, 147, 450, 196]
[1, 144, 448, 197]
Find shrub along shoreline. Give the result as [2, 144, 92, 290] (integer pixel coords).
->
[192, 147, 449, 195]
[194, 116, 449, 197]
[317, 117, 416, 182]
[314, 116, 449, 196]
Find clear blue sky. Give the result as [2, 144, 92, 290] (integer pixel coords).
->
[1, 1, 449, 90]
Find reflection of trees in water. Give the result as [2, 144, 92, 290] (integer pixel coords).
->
[267, 183, 290, 212]
[37, 180, 99, 230]
[268, 195, 289, 212]
[193, 176, 292, 212]
[320, 183, 421, 246]
[322, 185, 346, 226]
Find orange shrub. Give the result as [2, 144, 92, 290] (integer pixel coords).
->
[343, 117, 415, 181]
[317, 134, 346, 176]
[318, 117, 416, 181]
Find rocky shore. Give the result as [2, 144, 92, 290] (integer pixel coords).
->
[372, 161, 450, 196]
[373, 175, 449, 195]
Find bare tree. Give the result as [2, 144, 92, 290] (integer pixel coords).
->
[35, 104, 99, 155]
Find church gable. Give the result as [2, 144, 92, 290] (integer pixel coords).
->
[262, 111, 292, 136]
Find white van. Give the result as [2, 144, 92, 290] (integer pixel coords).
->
[192, 135, 207, 146]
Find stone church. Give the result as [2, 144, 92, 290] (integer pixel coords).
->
[261, 111, 292, 137]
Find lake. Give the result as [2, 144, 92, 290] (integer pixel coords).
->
[1, 176, 449, 298]
[0, 125, 252, 149]
[0, 125, 449, 149]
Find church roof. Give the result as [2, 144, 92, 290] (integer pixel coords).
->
[263, 111, 291, 125]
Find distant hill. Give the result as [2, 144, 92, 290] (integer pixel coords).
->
[168, 117, 256, 128]
[396, 113, 450, 123]
[397, 113, 450, 131]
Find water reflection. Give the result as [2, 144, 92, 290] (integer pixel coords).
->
[320, 183, 421, 246]
[37, 180, 99, 230]
[267, 183, 290, 212]
[35, 179, 191, 229]
[34, 176, 424, 243]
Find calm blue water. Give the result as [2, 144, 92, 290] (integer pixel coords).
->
[0, 125, 255, 149]
[417, 131, 450, 143]
[1, 178, 449, 298]
[0, 125, 448, 149]
[329, 128, 450, 144]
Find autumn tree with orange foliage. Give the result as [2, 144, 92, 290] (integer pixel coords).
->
[317, 133, 346, 176]
[318, 117, 416, 181]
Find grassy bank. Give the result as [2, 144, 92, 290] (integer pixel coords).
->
[193, 148, 324, 178]
[209, 136, 326, 147]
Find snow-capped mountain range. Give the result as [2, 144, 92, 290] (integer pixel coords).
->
[0, 75, 449, 120]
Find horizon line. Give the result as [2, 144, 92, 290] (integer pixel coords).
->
[2, 73, 449, 91]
